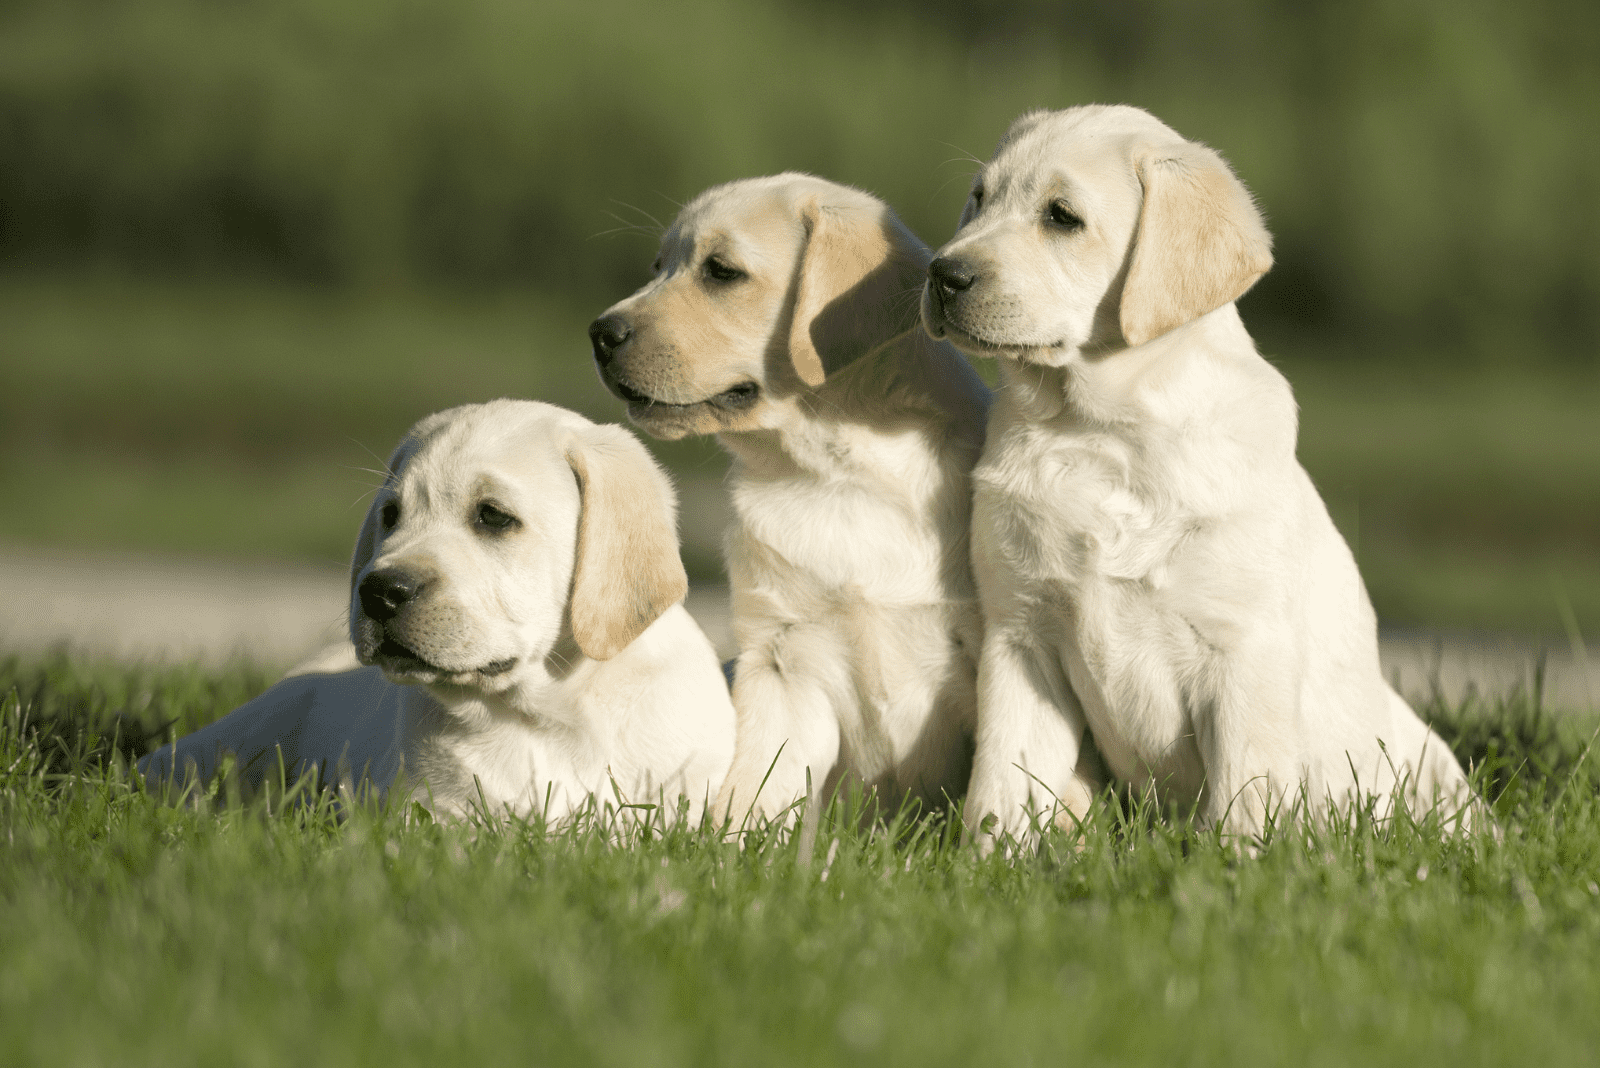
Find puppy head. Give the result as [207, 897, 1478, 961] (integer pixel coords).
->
[588, 173, 930, 440]
[349, 400, 687, 689]
[923, 105, 1272, 365]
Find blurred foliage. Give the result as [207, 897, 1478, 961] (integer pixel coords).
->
[1288, 356, 1600, 632]
[1, 0, 1597, 631]
[2, 0, 1598, 362]
[0, 278, 730, 572]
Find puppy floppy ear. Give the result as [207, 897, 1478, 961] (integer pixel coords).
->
[564, 424, 689, 661]
[1120, 140, 1273, 347]
[787, 197, 930, 387]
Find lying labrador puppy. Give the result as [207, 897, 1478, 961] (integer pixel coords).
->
[139, 400, 735, 822]
[923, 105, 1476, 845]
[589, 174, 992, 823]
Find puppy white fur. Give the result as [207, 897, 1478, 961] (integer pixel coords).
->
[590, 174, 992, 822]
[923, 105, 1476, 845]
[139, 400, 735, 822]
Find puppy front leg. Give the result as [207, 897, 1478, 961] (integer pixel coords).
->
[715, 642, 844, 829]
[966, 635, 1099, 853]
[1194, 636, 1303, 841]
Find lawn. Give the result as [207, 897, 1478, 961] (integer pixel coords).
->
[3, 653, 1599, 1066]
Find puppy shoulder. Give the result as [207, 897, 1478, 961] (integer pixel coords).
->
[1150, 315, 1298, 468]
[584, 605, 727, 702]
[592, 604, 735, 764]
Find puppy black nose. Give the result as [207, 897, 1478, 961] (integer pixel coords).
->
[929, 257, 976, 294]
[588, 316, 632, 364]
[359, 569, 419, 622]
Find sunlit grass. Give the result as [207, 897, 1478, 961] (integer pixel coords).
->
[3, 653, 1599, 1066]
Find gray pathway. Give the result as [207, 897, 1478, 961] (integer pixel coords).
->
[0, 544, 737, 668]
[2, 544, 1595, 711]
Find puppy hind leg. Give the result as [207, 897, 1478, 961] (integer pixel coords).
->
[1383, 685, 1481, 832]
[966, 636, 1097, 853]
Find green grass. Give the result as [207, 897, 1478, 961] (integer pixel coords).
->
[3, 653, 1600, 1066]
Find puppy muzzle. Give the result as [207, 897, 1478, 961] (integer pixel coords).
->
[589, 313, 757, 409]
[351, 568, 517, 683]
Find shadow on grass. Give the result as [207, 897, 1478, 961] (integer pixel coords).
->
[1416, 664, 1600, 804]
[0, 650, 275, 781]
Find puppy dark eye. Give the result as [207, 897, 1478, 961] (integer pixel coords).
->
[380, 501, 399, 530]
[971, 185, 984, 209]
[704, 256, 744, 283]
[1048, 201, 1085, 231]
[474, 502, 520, 533]
[651, 256, 663, 273]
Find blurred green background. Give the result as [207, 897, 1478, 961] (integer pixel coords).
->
[2, 0, 1596, 634]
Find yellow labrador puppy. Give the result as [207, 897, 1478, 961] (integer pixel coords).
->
[140, 400, 735, 822]
[923, 106, 1476, 846]
[590, 174, 992, 823]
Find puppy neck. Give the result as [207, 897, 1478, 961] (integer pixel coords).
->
[1012, 303, 1255, 426]
[900, 329, 993, 436]
[719, 326, 989, 479]
[416, 623, 594, 735]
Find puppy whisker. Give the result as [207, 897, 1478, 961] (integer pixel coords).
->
[347, 436, 395, 473]
[607, 200, 668, 235]
[935, 141, 986, 168]
[590, 222, 660, 241]
[340, 464, 391, 493]
[889, 285, 925, 318]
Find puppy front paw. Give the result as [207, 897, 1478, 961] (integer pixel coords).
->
[714, 756, 812, 830]
[966, 770, 1095, 856]
[964, 781, 1044, 856]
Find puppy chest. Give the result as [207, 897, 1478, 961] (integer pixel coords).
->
[973, 437, 1188, 588]
[729, 483, 952, 602]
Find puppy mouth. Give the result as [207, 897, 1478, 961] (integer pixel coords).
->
[603, 371, 761, 415]
[370, 635, 517, 682]
[927, 287, 1065, 355]
[935, 315, 1064, 357]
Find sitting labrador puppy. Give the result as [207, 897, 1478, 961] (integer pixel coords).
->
[589, 174, 992, 823]
[922, 105, 1476, 846]
[139, 400, 735, 822]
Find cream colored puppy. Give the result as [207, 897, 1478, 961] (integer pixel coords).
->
[139, 400, 735, 822]
[923, 105, 1476, 846]
[590, 174, 992, 823]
